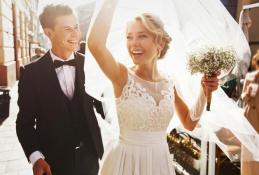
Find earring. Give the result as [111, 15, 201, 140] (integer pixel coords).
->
[157, 49, 161, 58]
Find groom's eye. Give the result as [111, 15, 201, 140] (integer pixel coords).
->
[126, 36, 133, 40]
[64, 27, 72, 31]
[64, 25, 79, 32]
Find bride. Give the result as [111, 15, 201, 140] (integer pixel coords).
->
[87, 0, 219, 174]
[85, 0, 259, 174]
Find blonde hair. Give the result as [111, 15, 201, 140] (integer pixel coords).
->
[252, 49, 259, 70]
[131, 13, 172, 59]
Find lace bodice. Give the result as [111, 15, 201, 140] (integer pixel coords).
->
[116, 70, 175, 132]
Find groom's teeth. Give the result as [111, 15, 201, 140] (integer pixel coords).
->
[69, 41, 77, 44]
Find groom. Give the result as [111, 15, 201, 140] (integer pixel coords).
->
[16, 4, 104, 175]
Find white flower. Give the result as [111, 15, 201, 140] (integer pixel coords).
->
[187, 46, 237, 76]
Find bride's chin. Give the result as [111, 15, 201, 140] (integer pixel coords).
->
[131, 57, 143, 64]
[132, 60, 141, 65]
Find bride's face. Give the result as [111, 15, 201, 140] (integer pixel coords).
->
[126, 20, 159, 65]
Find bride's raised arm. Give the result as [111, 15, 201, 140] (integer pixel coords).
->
[87, 0, 127, 89]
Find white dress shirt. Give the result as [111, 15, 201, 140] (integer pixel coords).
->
[51, 50, 76, 99]
[29, 50, 76, 165]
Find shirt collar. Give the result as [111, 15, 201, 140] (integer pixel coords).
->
[50, 49, 75, 62]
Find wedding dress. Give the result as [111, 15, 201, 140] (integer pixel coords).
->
[99, 69, 176, 175]
[85, 0, 259, 171]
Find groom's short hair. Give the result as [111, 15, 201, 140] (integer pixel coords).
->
[39, 4, 73, 29]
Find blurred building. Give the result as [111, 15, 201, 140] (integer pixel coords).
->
[237, 0, 259, 56]
[222, 0, 259, 56]
[76, 1, 95, 41]
[221, 0, 239, 17]
[0, 0, 40, 87]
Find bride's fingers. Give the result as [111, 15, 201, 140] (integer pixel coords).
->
[204, 81, 219, 86]
[201, 74, 219, 92]
[213, 71, 221, 76]
[205, 75, 219, 80]
[203, 77, 219, 84]
[204, 72, 220, 79]
[203, 80, 219, 92]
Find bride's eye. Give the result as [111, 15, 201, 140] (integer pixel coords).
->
[139, 34, 147, 39]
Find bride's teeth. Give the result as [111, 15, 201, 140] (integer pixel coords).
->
[132, 51, 143, 54]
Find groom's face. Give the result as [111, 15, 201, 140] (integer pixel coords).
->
[47, 14, 81, 53]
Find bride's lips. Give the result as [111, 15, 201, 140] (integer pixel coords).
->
[131, 50, 144, 57]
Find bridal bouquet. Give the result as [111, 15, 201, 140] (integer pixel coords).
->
[187, 46, 236, 111]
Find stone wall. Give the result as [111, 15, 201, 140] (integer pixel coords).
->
[0, 0, 39, 87]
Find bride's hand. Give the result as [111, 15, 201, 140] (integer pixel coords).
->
[201, 71, 220, 97]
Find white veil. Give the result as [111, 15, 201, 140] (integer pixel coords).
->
[84, 0, 259, 161]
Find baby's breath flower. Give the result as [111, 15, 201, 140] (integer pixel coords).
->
[187, 46, 237, 111]
[187, 46, 237, 76]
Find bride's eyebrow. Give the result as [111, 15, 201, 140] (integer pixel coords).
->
[127, 31, 149, 35]
[138, 31, 148, 34]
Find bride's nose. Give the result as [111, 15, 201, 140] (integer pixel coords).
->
[129, 37, 141, 47]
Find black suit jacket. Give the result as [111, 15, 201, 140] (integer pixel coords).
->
[16, 51, 104, 163]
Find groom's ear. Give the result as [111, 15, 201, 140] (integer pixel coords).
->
[43, 28, 53, 39]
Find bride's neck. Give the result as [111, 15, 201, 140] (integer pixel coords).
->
[133, 64, 161, 82]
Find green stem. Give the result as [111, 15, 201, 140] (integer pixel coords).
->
[206, 91, 212, 111]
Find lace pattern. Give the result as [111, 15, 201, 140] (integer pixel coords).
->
[116, 72, 175, 132]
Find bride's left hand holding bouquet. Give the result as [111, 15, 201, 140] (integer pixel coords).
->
[187, 46, 237, 111]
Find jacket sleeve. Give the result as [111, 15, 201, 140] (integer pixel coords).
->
[16, 66, 40, 161]
[84, 92, 105, 120]
[93, 97, 105, 119]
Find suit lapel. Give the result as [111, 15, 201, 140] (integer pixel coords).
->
[74, 53, 93, 112]
[74, 52, 85, 98]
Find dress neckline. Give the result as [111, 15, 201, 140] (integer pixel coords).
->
[128, 68, 167, 84]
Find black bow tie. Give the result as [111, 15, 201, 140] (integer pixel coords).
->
[53, 59, 76, 68]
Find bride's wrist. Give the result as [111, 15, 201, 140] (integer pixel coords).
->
[200, 84, 207, 99]
[189, 87, 207, 121]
